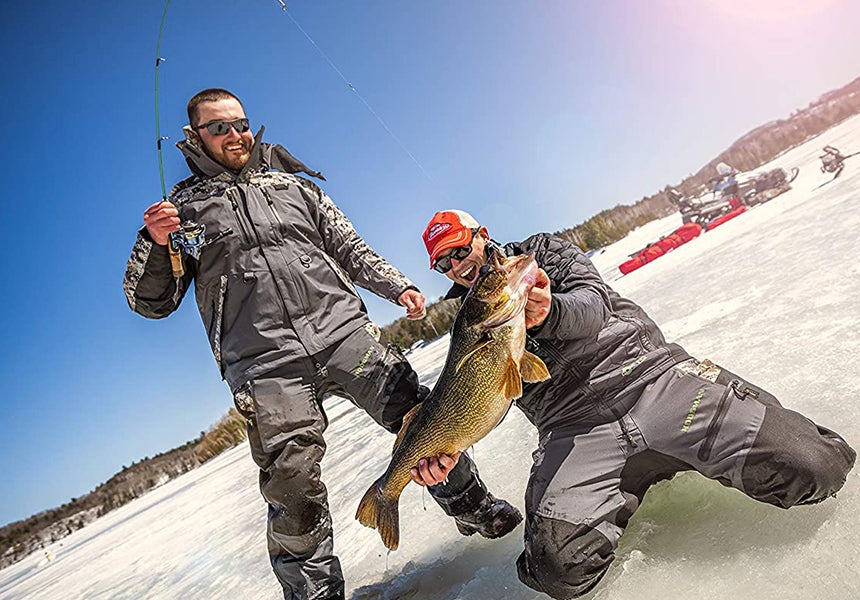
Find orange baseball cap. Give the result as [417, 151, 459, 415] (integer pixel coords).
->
[422, 210, 480, 268]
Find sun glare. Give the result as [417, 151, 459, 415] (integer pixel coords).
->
[706, 0, 836, 21]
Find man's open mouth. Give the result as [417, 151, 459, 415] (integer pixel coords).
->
[458, 264, 477, 281]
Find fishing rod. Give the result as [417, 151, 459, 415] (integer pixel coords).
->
[153, 0, 187, 279]
[154, 0, 206, 279]
[154, 0, 171, 202]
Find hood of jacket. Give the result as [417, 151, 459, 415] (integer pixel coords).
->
[176, 125, 325, 181]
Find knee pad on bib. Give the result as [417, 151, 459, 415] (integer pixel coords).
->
[516, 514, 615, 599]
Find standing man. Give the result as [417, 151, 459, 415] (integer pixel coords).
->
[123, 90, 521, 600]
[419, 209, 856, 599]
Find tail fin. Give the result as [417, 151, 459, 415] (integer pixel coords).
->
[355, 479, 401, 550]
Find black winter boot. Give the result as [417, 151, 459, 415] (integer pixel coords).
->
[453, 493, 523, 539]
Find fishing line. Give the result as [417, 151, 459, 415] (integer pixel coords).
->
[155, 1, 442, 195]
[272, 1, 444, 193]
[426, 313, 440, 339]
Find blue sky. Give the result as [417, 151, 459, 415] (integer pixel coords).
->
[1, 0, 859, 527]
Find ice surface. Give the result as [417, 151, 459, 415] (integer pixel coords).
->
[2, 116, 859, 599]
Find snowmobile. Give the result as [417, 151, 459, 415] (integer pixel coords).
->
[668, 164, 799, 225]
[811, 145, 860, 189]
[818, 145, 860, 179]
[740, 166, 800, 206]
[668, 186, 739, 226]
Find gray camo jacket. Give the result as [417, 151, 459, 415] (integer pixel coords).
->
[123, 127, 417, 390]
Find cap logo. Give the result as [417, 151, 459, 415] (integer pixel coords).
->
[426, 222, 451, 241]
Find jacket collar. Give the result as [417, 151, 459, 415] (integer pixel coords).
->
[176, 125, 267, 180]
[176, 125, 326, 182]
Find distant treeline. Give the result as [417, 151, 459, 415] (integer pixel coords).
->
[5, 75, 860, 571]
[0, 409, 247, 569]
[553, 195, 675, 253]
[381, 296, 461, 350]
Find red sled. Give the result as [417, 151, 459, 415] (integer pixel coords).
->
[618, 221, 704, 276]
[655, 235, 681, 253]
[672, 222, 703, 243]
[706, 206, 746, 231]
[619, 255, 646, 275]
[642, 244, 666, 262]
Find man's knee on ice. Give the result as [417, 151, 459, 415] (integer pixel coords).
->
[742, 407, 856, 508]
[516, 515, 614, 599]
[268, 501, 331, 557]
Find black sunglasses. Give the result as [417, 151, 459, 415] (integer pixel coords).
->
[194, 118, 250, 136]
[433, 229, 479, 273]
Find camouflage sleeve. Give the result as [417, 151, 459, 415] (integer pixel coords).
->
[296, 178, 417, 303]
[122, 228, 195, 319]
[526, 234, 611, 340]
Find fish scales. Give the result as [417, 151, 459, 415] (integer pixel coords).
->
[355, 251, 550, 550]
[380, 340, 516, 494]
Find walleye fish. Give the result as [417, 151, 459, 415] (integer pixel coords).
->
[355, 249, 550, 550]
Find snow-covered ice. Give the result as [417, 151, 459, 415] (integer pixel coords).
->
[2, 115, 859, 599]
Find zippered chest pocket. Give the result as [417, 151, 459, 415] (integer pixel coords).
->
[258, 182, 320, 243]
[224, 188, 256, 248]
[261, 185, 287, 233]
